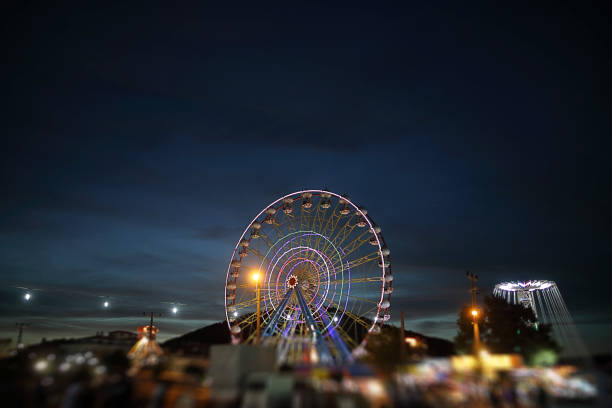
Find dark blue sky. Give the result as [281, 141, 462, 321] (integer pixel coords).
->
[2, 3, 611, 351]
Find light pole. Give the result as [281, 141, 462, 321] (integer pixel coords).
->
[16, 323, 27, 350]
[466, 271, 481, 353]
[471, 308, 481, 352]
[143, 312, 161, 340]
[251, 271, 261, 345]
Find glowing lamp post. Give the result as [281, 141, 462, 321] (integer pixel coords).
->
[466, 271, 481, 354]
[470, 307, 481, 353]
[252, 270, 261, 345]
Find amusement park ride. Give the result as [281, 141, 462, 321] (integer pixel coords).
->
[494, 280, 589, 358]
[225, 190, 392, 365]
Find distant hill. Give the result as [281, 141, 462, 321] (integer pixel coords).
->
[162, 321, 231, 355]
[162, 318, 454, 357]
[403, 329, 455, 357]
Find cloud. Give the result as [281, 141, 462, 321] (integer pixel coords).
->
[193, 225, 243, 241]
[414, 320, 457, 332]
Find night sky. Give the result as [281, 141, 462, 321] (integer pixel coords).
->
[2, 3, 611, 352]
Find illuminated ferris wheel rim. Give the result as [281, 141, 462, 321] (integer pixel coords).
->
[224, 189, 391, 340]
[495, 280, 556, 292]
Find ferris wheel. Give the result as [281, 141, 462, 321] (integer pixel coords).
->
[224, 190, 392, 364]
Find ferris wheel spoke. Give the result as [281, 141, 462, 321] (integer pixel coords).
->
[323, 199, 347, 234]
[343, 251, 380, 269]
[232, 297, 260, 309]
[270, 219, 286, 243]
[329, 306, 375, 330]
[236, 283, 275, 290]
[313, 214, 334, 253]
[247, 246, 267, 261]
[339, 230, 372, 258]
[285, 212, 297, 233]
[327, 219, 357, 252]
[323, 214, 353, 253]
[301, 200, 312, 227]
[327, 277, 383, 285]
[299, 206, 310, 231]
[240, 313, 258, 325]
[317, 251, 379, 281]
[298, 205, 308, 248]
[243, 325, 260, 344]
[319, 200, 341, 238]
[257, 232, 276, 251]
[358, 304, 380, 319]
[326, 212, 344, 240]
[345, 294, 380, 305]
[333, 324, 359, 349]
[311, 203, 325, 244]
[346, 308, 378, 328]
[239, 314, 270, 334]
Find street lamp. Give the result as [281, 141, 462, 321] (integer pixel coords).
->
[470, 307, 481, 353]
[251, 270, 261, 345]
[466, 271, 481, 354]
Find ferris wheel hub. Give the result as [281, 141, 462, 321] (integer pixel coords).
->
[287, 274, 298, 289]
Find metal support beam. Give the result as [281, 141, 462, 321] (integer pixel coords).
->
[262, 288, 294, 337]
[294, 286, 334, 364]
[318, 307, 352, 364]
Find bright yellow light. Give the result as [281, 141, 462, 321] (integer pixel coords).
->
[405, 337, 418, 347]
[471, 309, 478, 317]
[367, 380, 384, 396]
[251, 270, 261, 282]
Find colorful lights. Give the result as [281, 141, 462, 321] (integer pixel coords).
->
[224, 189, 390, 363]
[495, 280, 555, 292]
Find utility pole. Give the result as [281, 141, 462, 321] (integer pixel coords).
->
[466, 271, 481, 353]
[143, 312, 161, 340]
[255, 282, 261, 345]
[400, 311, 406, 362]
[251, 271, 262, 345]
[16, 322, 27, 350]
[467, 270, 478, 309]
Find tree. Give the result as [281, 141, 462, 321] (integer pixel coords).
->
[455, 295, 559, 362]
[454, 304, 479, 354]
[363, 325, 415, 374]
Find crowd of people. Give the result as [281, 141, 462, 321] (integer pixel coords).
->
[0, 347, 603, 408]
